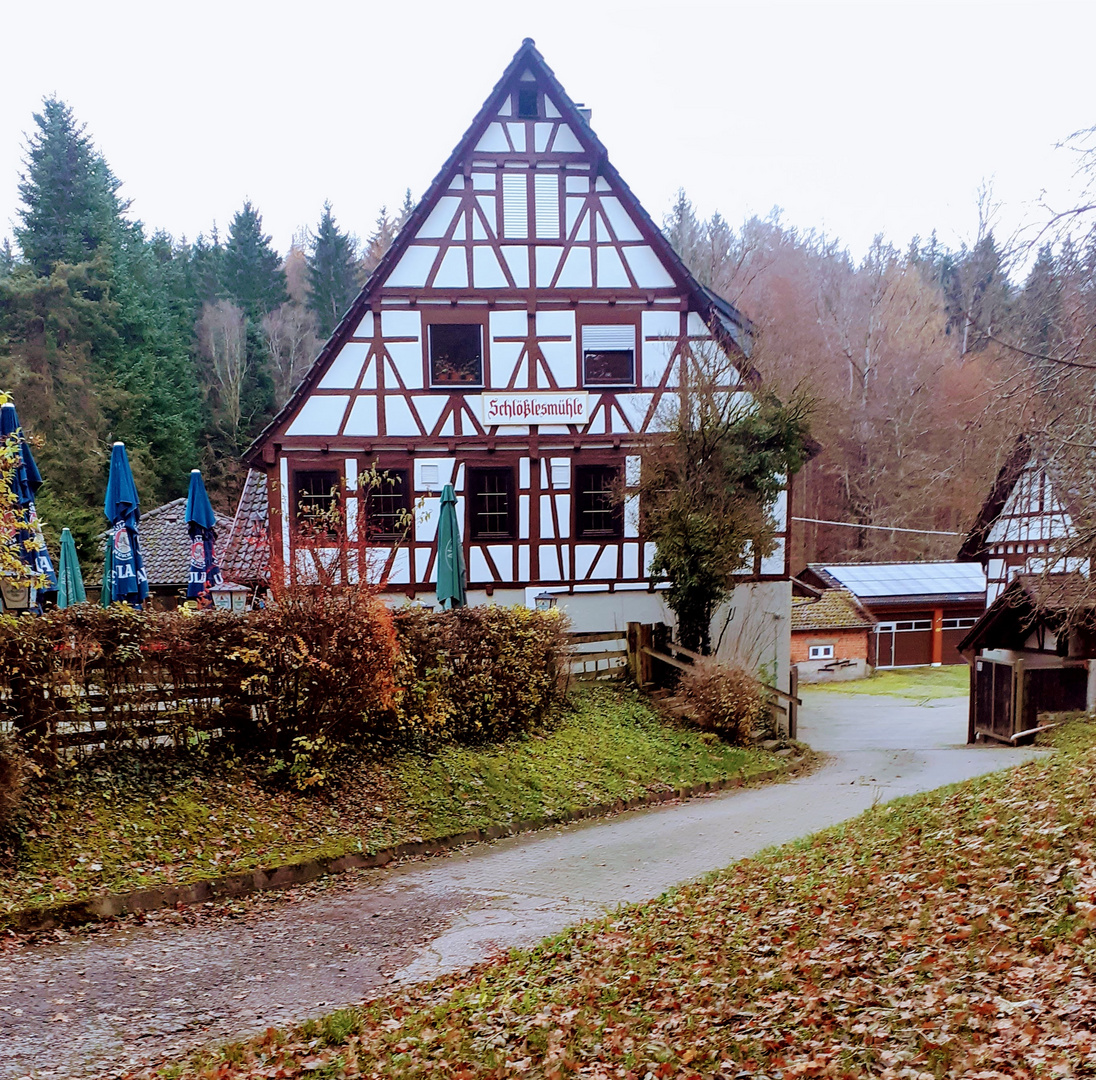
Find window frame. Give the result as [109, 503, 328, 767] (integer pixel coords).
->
[574, 463, 623, 540]
[427, 321, 485, 389]
[516, 86, 539, 119]
[292, 469, 342, 531]
[364, 468, 412, 541]
[468, 466, 516, 541]
[808, 644, 835, 661]
[578, 318, 639, 388]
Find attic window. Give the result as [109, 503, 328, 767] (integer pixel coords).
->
[582, 324, 636, 387]
[517, 87, 538, 118]
[429, 323, 483, 387]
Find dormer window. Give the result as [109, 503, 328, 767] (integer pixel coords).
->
[517, 87, 538, 118]
[581, 324, 636, 387]
[428, 323, 484, 387]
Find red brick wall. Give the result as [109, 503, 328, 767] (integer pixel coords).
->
[791, 629, 870, 665]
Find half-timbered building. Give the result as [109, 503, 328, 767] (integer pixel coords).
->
[246, 39, 795, 679]
[957, 436, 1096, 740]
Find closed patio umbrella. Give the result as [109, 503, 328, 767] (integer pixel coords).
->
[185, 469, 222, 601]
[435, 483, 466, 610]
[103, 442, 148, 608]
[57, 527, 86, 608]
[0, 400, 56, 605]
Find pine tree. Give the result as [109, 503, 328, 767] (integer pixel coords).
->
[306, 202, 360, 338]
[0, 239, 13, 278]
[397, 188, 416, 229]
[362, 205, 397, 276]
[15, 97, 122, 276]
[220, 202, 287, 320]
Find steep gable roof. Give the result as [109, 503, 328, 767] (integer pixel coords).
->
[245, 38, 755, 465]
[957, 437, 1031, 562]
[220, 469, 269, 585]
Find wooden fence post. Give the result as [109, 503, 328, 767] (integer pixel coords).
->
[788, 666, 798, 740]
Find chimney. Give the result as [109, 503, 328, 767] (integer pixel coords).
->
[574, 102, 592, 124]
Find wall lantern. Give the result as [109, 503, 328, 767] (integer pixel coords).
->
[534, 591, 558, 612]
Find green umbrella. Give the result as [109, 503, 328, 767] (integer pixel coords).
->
[435, 483, 466, 610]
[57, 527, 86, 608]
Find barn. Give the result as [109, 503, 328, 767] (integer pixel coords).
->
[244, 39, 799, 685]
[796, 562, 985, 668]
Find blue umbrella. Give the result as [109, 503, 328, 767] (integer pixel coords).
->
[103, 441, 148, 607]
[0, 401, 57, 595]
[185, 469, 222, 600]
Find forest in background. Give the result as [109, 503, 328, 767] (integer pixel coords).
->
[0, 95, 1088, 568]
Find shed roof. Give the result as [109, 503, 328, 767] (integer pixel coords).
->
[791, 588, 874, 631]
[805, 561, 986, 603]
[220, 469, 270, 586]
[86, 498, 234, 588]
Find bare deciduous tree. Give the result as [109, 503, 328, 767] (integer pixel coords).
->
[262, 301, 317, 407]
[196, 300, 248, 444]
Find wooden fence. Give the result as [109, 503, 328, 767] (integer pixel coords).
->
[623, 621, 799, 738]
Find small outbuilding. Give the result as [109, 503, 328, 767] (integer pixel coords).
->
[797, 562, 986, 668]
[958, 573, 1096, 744]
[790, 588, 874, 682]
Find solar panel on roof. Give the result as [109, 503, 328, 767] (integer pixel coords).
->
[822, 562, 985, 598]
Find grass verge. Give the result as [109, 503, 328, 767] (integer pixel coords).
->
[0, 686, 788, 922]
[141, 718, 1096, 1079]
[803, 663, 969, 699]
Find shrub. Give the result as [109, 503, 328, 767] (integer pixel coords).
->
[674, 658, 767, 745]
[393, 605, 569, 747]
[0, 733, 24, 833]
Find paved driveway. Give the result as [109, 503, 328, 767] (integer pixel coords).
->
[0, 689, 1046, 1079]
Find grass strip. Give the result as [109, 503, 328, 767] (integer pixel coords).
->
[1, 686, 785, 921]
[803, 664, 969, 699]
[143, 717, 1096, 1079]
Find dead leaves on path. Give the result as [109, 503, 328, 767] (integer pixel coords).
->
[138, 726, 1096, 1079]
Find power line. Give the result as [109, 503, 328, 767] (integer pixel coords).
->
[791, 516, 961, 537]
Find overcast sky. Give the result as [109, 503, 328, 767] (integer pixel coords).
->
[0, 0, 1091, 269]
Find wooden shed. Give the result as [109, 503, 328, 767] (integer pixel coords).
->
[958, 573, 1096, 744]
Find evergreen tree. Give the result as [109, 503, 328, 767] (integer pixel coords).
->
[663, 189, 707, 279]
[15, 98, 122, 277]
[362, 205, 398, 276]
[397, 188, 416, 229]
[220, 202, 287, 319]
[306, 202, 360, 338]
[1018, 244, 1062, 356]
[0, 239, 13, 278]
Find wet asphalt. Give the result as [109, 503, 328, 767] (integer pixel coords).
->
[0, 688, 1045, 1078]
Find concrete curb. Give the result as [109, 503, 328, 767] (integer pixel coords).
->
[7, 761, 806, 934]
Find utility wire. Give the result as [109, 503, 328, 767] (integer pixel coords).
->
[791, 516, 962, 537]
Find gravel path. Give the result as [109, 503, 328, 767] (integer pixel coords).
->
[0, 690, 1043, 1079]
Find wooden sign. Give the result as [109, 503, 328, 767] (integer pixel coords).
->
[480, 392, 589, 426]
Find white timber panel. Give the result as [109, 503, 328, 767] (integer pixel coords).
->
[574, 544, 599, 579]
[643, 542, 657, 576]
[385, 395, 420, 436]
[622, 246, 674, 288]
[591, 546, 618, 579]
[344, 396, 378, 436]
[519, 495, 530, 538]
[624, 494, 639, 538]
[469, 547, 492, 582]
[538, 545, 561, 581]
[555, 494, 571, 538]
[491, 309, 528, 338]
[519, 458, 530, 487]
[760, 538, 785, 576]
[488, 545, 513, 580]
[279, 456, 291, 574]
[566, 175, 589, 193]
[595, 245, 630, 287]
[382, 310, 421, 336]
[345, 458, 359, 541]
[417, 196, 462, 239]
[622, 542, 639, 578]
[599, 196, 643, 241]
[471, 173, 494, 190]
[534, 246, 564, 286]
[625, 455, 641, 486]
[286, 395, 348, 436]
[506, 123, 526, 151]
[534, 123, 553, 152]
[557, 247, 592, 287]
[475, 123, 510, 152]
[544, 97, 560, 118]
[539, 496, 555, 539]
[641, 337, 676, 388]
[319, 342, 369, 389]
[500, 246, 529, 287]
[387, 548, 411, 585]
[473, 246, 508, 288]
[687, 312, 710, 337]
[353, 312, 374, 337]
[552, 124, 583, 153]
[435, 246, 468, 288]
[518, 544, 530, 580]
[385, 343, 422, 389]
[415, 547, 434, 584]
[489, 339, 524, 385]
[386, 246, 438, 288]
[411, 395, 446, 435]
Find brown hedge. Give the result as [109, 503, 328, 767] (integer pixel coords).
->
[0, 597, 568, 765]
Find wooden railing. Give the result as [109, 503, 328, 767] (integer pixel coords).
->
[624, 621, 800, 738]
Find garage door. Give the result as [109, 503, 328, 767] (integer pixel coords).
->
[874, 618, 933, 668]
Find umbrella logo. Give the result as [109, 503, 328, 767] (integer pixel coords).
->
[190, 540, 204, 564]
[113, 528, 132, 557]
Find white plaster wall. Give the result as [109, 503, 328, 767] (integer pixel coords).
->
[797, 658, 870, 683]
[711, 579, 792, 695]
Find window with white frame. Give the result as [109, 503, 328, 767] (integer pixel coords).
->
[582, 324, 636, 386]
[808, 644, 835, 660]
